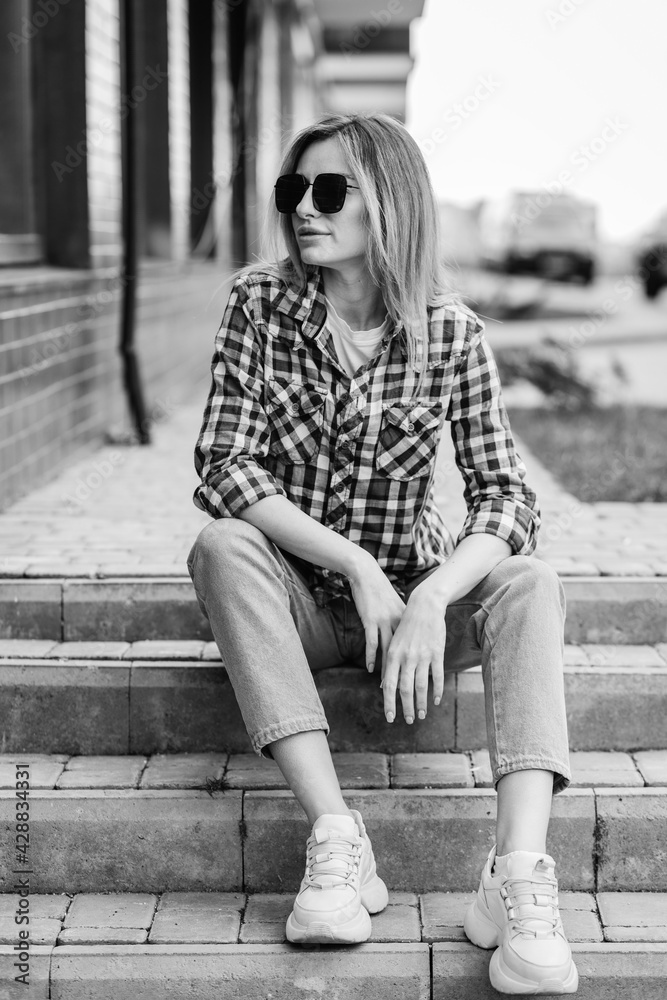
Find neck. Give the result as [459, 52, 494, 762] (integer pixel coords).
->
[321, 266, 386, 331]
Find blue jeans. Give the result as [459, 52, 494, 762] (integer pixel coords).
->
[187, 518, 571, 793]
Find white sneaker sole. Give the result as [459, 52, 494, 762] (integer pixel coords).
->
[286, 904, 372, 945]
[285, 873, 388, 945]
[490, 948, 579, 995]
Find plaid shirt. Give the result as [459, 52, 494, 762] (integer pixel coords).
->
[193, 266, 540, 606]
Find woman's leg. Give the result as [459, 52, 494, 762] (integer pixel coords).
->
[269, 730, 354, 826]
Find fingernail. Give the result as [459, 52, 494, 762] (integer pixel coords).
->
[367, 665, 374, 673]
[405, 716, 414, 725]
[386, 712, 394, 723]
[434, 697, 441, 706]
[418, 710, 426, 720]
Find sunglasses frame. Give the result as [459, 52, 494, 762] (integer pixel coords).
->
[274, 173, 360, 215]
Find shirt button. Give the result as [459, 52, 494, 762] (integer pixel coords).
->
[406, 422, 415, 432]
[335, 481, 345, 493]
[290, 403, 299, 414]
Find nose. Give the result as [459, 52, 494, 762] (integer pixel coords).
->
[294, 183, 319, 218]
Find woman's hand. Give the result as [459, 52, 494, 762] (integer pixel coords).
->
[347, 554, 406, 676]
[381, 585, 447, 724]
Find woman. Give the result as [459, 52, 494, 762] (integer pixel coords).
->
[188, 113, 577, 995]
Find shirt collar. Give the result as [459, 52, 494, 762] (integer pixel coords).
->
[270, 265, 448, 371]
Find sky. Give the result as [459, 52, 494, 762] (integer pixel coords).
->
[407, 0, 667, 243]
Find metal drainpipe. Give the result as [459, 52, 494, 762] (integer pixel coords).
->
[119, 0, 150, 445]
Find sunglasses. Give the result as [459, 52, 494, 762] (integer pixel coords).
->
[274, 173, 360, 214]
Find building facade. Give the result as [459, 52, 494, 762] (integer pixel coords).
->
[0, 0, 424, 508]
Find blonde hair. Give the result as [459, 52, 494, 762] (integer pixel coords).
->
[251, 113, 461, 392]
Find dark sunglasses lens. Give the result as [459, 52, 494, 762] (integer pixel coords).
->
[312, 174, 347, 213]
[275, 175, 308, 213]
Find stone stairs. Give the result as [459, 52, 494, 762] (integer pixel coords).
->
[1, 580, 666, 996]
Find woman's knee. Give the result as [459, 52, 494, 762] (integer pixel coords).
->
[187, 517, 272, 580]
[501, 555, 565, 611]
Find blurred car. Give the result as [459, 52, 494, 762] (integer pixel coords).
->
[478, 191, 598, 283]
[636, 209, 667, 298]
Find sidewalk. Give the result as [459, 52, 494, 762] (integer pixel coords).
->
[0, 398, 665, 579]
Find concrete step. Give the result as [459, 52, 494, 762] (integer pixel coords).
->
[0, 642, 665, 754]
[2, 891, 666, 998]
[1, 754, 666, 894]
[2, 575, 667, 643]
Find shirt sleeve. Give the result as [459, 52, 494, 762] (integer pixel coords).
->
[446, 316, 541, 555]
[193, 278, 287, 519]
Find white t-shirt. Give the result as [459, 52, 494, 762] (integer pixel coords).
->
[325, 296, 390, 377]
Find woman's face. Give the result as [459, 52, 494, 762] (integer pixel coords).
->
[291, 137, 367, 273]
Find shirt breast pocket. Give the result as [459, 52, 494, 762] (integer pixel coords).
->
[375, 401, 443, 481]
[265, 378, 328, 464]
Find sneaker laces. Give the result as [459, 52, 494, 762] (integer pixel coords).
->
[302, 826, 363, 892]
[500, 860, 561, 940]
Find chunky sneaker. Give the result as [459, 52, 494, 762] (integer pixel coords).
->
[285, 809, 388, 944]
[464, 846, 578, 994]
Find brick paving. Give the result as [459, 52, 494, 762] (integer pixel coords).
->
[0, 889, 665, 946]
[0, 401, 665, 578]
[0, 750, 665, 790]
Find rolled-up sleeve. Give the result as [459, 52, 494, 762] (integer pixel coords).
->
[193, 279, 286, 519]
[447, 319, 541, 555]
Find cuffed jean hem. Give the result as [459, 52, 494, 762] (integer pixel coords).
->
[493, 757, 572, 796]
[252, 715, 330, 759]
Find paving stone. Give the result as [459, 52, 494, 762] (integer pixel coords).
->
[634, 751, 667, 785]
[62, 580, 212, 642]
[569, 751, 643, 787]
[469, 749, 493, 787]
[224, 754, 287, 789]
[24, 563, 99, 578]
[370, 901, 421, 942]
[564, 668, 667, 751]
[604, 926, 667, 942]
[65, 893, 157, 928]
[51, 942, 432, 999]
[580, 645, 667, 668]
[45, 642, 131, 660]
[420, 892, 476, 942]
[0, 581, 62, 639]
[0, 894, 70, 919]
[239, 893, 293, 943]
[243, 788, 595, 894]
[597, 892, 667, 929]
[129, 663, 249, 754]
[0, 790, 243, 893]
[561, 908, 603, 942]
[334, 752, 390, 788]
[0, 755, 67, 789]
[562, 579, 667, 644]
[0, 662, 130, 754]
[657, 643, 667, 664]
[563, 645, 589, 666]
[391, 753, 473, 788]
[149, 892, 244, 943]
[0, 917, 62, 945]
[0, 639, 58, 658]
[140, 753, 228, 788]
[596, 790, 667, 890]
[595, 558, 655, 576]
[123, 640, 206, 660]
[0, 944, 51, 998]
[559, 892, 597, 911]
[58, 926, 149, 944]
[56, 756, 146, 789]
[202, 642, 222, 661]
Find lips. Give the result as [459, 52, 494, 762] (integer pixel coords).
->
[297, 228, 327, 237]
